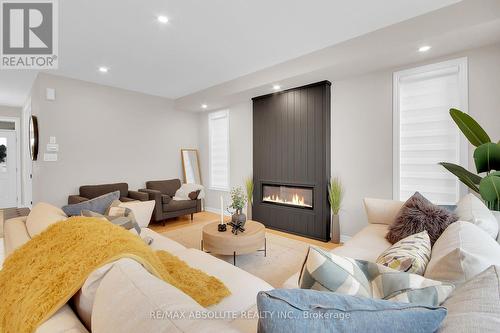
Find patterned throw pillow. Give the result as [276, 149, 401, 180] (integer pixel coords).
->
[299, 246, 453, 306]
[376, 230, 431, 275]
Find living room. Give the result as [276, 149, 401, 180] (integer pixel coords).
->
[1, 1, 500, 332]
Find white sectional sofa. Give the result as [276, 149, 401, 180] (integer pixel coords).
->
[282, 197, 500, 333]
[283, 198, 401, 289]
[283, 216, 392, 288]
[4, 195, 500, 332]
[284, 196, 500, 288]
[3, 216, 272, 333]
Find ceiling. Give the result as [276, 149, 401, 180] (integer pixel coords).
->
[0, 0, 462, 107]
[176, 0, 500, 111]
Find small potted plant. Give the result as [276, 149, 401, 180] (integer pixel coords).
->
[245, 177, 254, 220]
[229, 186, 248, 228]
[328, 177, 344, 244]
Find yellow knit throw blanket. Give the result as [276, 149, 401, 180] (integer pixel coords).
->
[0, 217, 230, 333]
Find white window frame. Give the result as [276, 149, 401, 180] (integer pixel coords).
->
[393, 57, 469, 203]
[208, 110, 230, 191]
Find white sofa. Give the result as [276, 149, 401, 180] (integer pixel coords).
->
[5, 196, 500, 332]
[281, 197, 500, 333]
[3, 216, 272, 333]
[284, 197, 500, 288]
[283, 217, 392, 288]
[283, 198, 400, 288]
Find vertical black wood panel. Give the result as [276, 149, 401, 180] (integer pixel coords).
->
[252, 81, 331, 241]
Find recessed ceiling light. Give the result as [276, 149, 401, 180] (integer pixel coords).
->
[273, 85, 281, 90]
[418, 45, 431, 53]
[201, 104, 208, 109]
[157, 15, 169, 24]
[98, 66, 109, 73]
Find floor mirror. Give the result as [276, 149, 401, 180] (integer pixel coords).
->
[181, 149, 202, 184]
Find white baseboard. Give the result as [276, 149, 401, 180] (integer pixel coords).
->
[340, 235, 351, 243]
[205, 206, 231, 216]
[205, 208, 352, 244]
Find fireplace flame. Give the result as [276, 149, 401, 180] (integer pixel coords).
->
[263, 193, 312, 208]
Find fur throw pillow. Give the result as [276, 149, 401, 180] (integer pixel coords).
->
[386, 192, 458, 246]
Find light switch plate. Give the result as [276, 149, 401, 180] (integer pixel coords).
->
[43, 153, 58, 162]
[46, 88, 56, 101]
[46, 143, 59, 152]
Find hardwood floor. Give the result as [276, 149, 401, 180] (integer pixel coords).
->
[149, 211, 341, 251]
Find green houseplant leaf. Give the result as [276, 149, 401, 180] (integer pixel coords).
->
[328, 177, 344, 215]
[479, 172, 500, 211]
[245, 177, 253, 205]
[473, 143, 500, 174]
[229, 186, 247, 212]
[450, 108, 491, 147]
[439, 162, 481, 193]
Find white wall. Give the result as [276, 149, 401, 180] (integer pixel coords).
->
[198, 102, 253, 212]
[25, 43, 500, 235]
[0, 105, 21, 118]
[333, 43, 500, 236]
[199, 43, 500, 237]
[31, 73, 200, 206]
[331, 73, 394, 236]
[466, 44, 500, 164]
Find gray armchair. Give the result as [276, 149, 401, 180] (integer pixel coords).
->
[139, 179, 201, 224]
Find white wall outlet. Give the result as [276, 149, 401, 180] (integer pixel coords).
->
[49, 136, 56, 144]
[46, 143, 59, 152]
[46, 88, 56, 101]
[43, 153, 58, 162]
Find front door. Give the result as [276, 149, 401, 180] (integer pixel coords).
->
[0, 130, 18, 208]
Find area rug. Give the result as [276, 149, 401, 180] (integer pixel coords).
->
[161, 222, 312, 287]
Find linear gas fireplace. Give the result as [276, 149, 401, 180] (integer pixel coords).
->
[262, 184, 313, 209]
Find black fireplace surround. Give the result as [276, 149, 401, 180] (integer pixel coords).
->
[252, 81, 331, 241]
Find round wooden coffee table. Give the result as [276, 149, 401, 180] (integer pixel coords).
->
[201, 220, 266, 266]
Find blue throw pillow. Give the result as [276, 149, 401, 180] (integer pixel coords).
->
[439, 204, 457, 212]
[257, 289, 447, 333]
[62, 191, 120, 216]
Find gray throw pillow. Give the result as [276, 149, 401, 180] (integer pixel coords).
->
[257, 289, 447, 333]
[438, 265, 500, 333]
[386, 192, 458, 246]
[81, 209, 141, 235]
[62, 191, 120, 216]
[80, 209, 153, 245]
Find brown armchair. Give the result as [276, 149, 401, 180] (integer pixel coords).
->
[139, 179, 202, 224]
[68, 183, 149, 204]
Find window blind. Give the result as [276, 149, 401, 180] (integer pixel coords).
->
[394, 59, 468, 205]
[208, 110, 230, 190]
